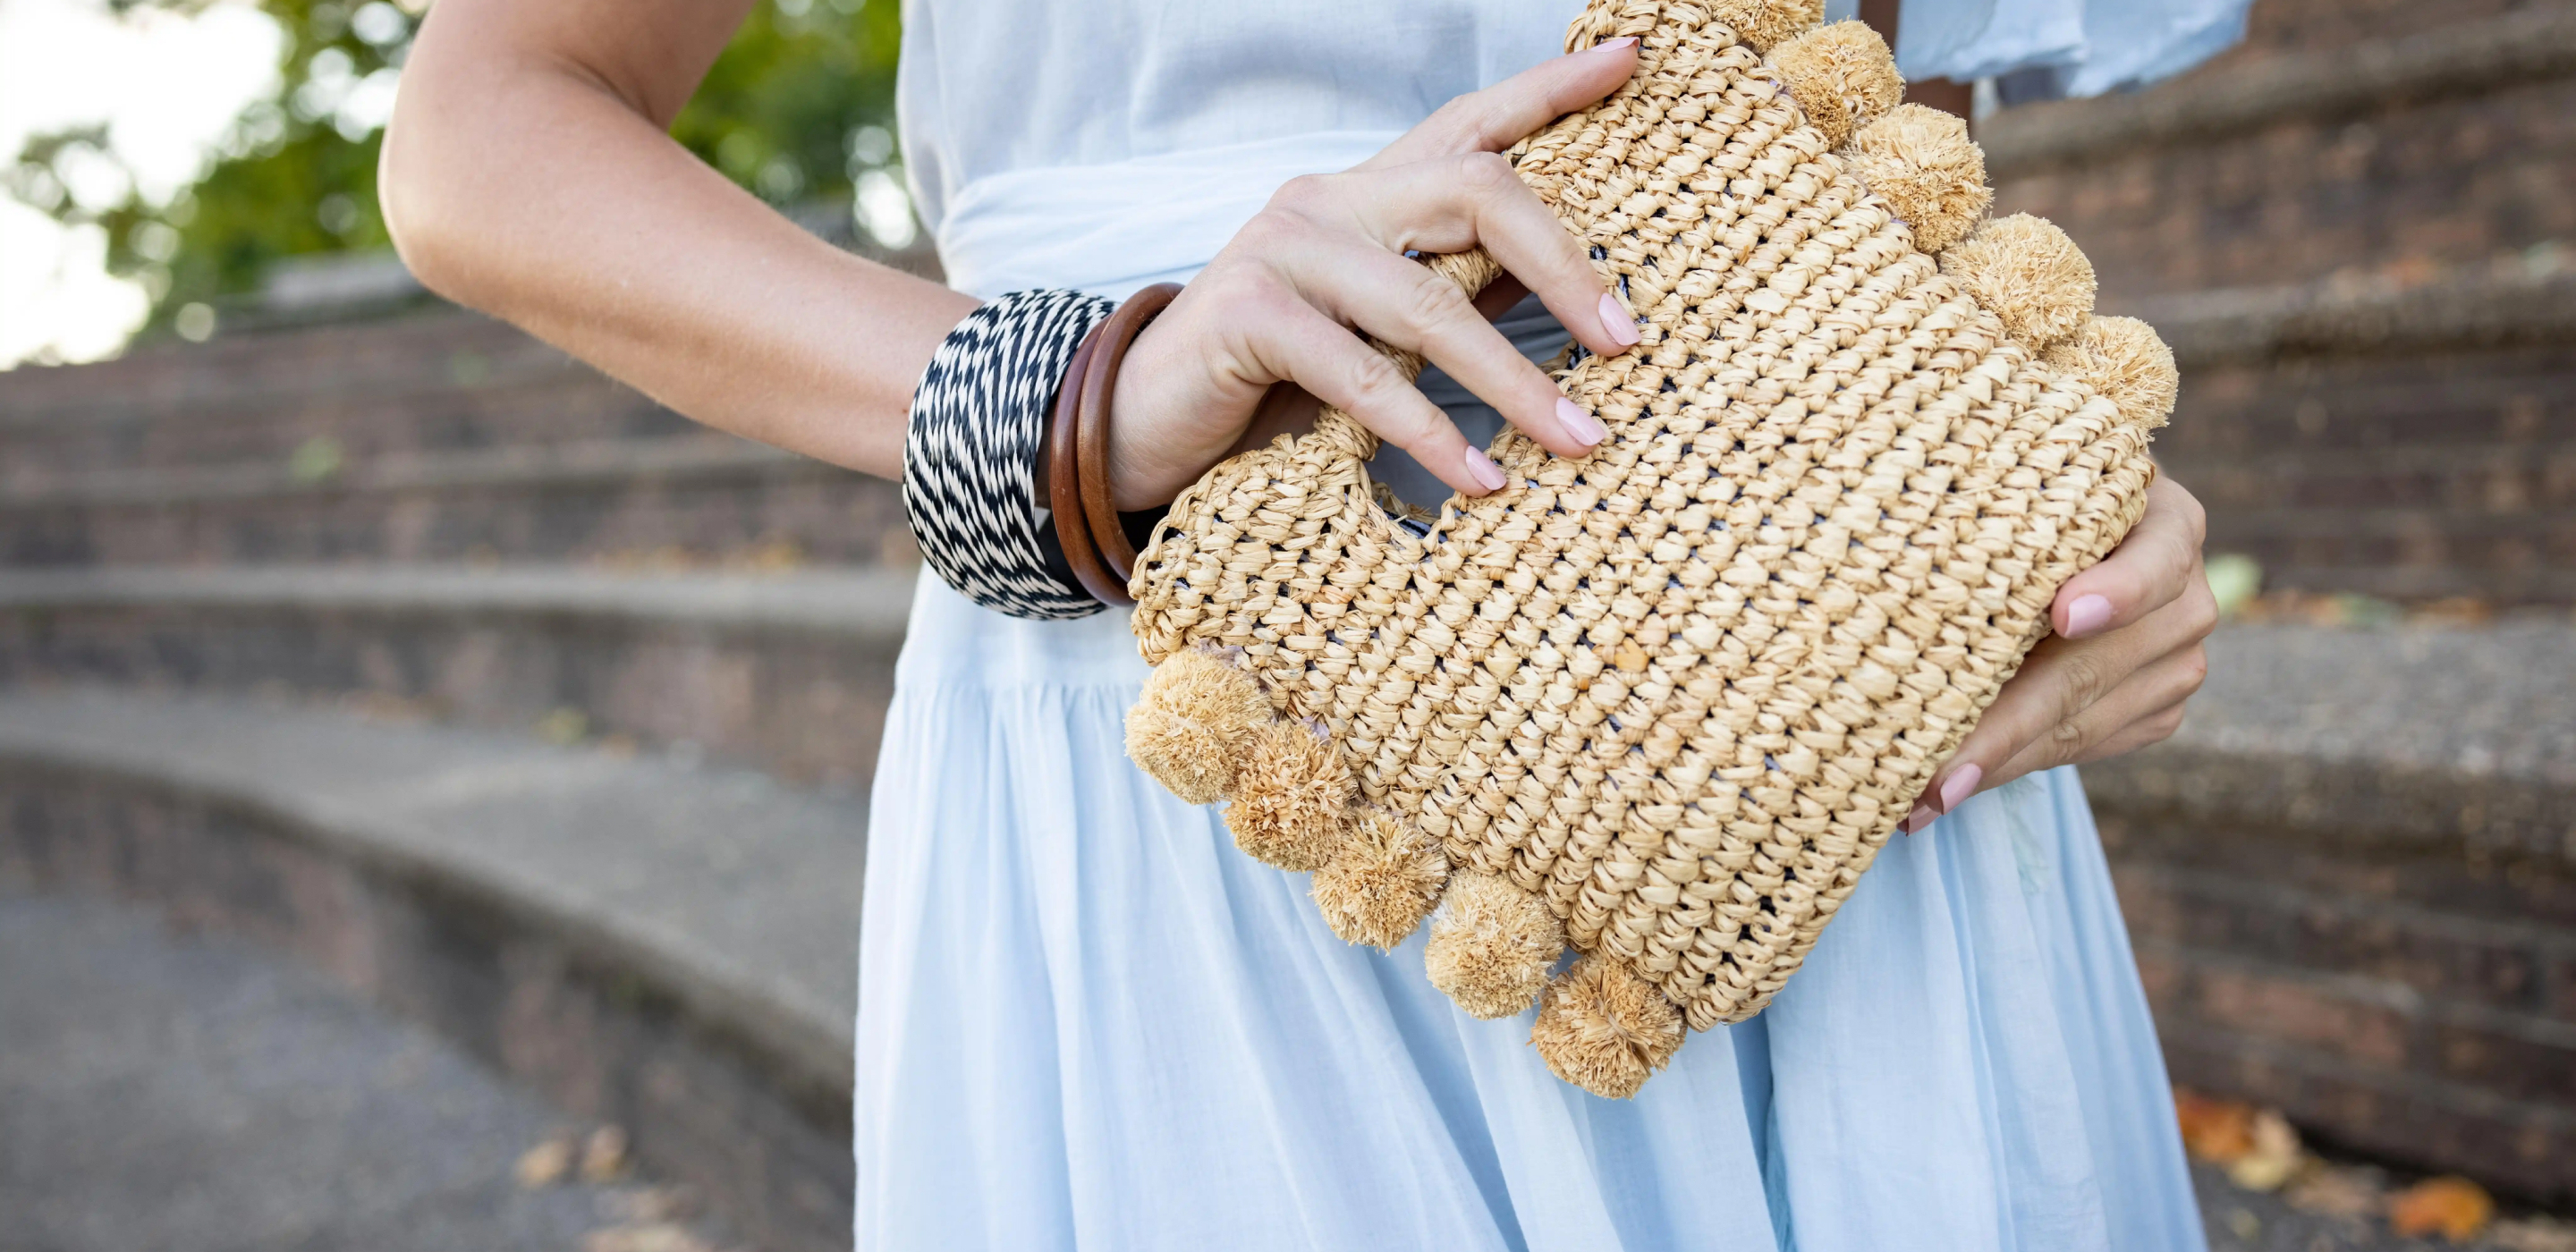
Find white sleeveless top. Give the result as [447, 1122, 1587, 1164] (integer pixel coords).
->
[899, 0, 2255, 300]
[858, 5, 2244, 1250]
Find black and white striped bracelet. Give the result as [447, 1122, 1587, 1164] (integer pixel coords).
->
[901, 288, 1117, 621]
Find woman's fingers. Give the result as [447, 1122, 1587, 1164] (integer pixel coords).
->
[1108, 41, 1647, 506]
[1281, 237, 1603, 458]
[2050, 476, 2208, 639]
[1983, 643, 2207, 792]
[1903, 571, 2218, 831]
[1247, 298, 1505, 496]
[1275, 152, 1633, 358]
[1993, 693, 2190, 787]
[1365, 38, 1640, 168]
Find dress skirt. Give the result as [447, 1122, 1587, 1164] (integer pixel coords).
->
[854, 571, 2207, 1252]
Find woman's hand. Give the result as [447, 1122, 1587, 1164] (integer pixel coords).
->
[1903, 475, 2218, 831]
[1106, 38, 1646, 510]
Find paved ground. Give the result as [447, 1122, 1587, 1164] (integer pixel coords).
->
[0, 882, 2543, 1252]
[2197, 1164, 2424, 1252]
[0, 887, 733, 1252]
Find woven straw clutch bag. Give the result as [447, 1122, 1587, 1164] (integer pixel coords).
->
[1121, 0, 2179, 1098]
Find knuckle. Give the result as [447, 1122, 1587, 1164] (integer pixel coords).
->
[2165, 529, 2205, 594]
[1264, 174, 1335, 217]
[1455, 149, 1516, 193]
[1424, 94, 1490, 145]
[2144, 705, 2187, 745]
[1346, 349, 1411, 404]
[2168, 478, 2209, 542]
[1229, 210, 1297, 258]
[2175, 646, 2211, 698]
[2046, 715, 2090, 761]
[2182, 582, 2220, 641]
[1224, 265, 1300, 318]
[1400, 269, 1473, 335]
[2056, 650, 2111, 716]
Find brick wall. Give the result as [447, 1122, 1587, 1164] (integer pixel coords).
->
[2103, 805, 2576, 1202]
[2155, 341, 2576, 601]
[2213, 0, 2542, 65]
[1996, 55, 2576, 300]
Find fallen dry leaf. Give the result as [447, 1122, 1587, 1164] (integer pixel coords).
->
[2388, 1175, 2496, 1243]
[515, 1133, 575, 1189]
[2224, 1109, 2304, 1192]
[600, 1185, 697, 1224]
[580, 1222, 710, 1252]
[2283, 1163, 2382, 1219]
[2174, 1088, 2257, 1163]
[581, 1124, 631, 1183]
[2495, 1217, 2576, 1252]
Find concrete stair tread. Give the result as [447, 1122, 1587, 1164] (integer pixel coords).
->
[0, 685, 866, 1084]
[0, 563, 917, 636]
[2178, 621, 2576, 783]
[0, 435, 805, 508]
[2093, 619, 2576, 857]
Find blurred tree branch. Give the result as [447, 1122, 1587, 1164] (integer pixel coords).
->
[4, 0, 904, 338]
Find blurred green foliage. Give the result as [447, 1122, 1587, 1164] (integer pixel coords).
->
[2, 0, 902, 334]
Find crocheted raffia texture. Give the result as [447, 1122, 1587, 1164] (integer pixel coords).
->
[1123, 0, 2177, 1099]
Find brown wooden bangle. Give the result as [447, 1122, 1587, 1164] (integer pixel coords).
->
[1046, 323, 1127, 608]
[1076, 282, 1184, 590]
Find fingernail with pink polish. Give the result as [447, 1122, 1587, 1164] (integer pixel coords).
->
[1902, 803, 1936, 834]
[1556, 398, 1607, 447]
[1587, 36, 1640, 54]
[2063, 594, 2114, 639]
[1936, 764, 1982, 814]
[1598, 292, 1640, 347]
[1461, 446, 1507, 493]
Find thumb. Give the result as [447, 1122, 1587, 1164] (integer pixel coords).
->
[1361, 38, 1639, 168]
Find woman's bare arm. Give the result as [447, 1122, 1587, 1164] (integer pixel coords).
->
[379, 0, 976, 479]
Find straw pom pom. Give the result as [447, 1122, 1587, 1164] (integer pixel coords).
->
[1124, 648, 1273, 805]
[1844, 104, 1992, 254]
[1769, 21, 1903, 149]
[1425, 871, 1565, 1019]
[1939, 213, 2098, 348]
[1224, 719, 1355, 871]
[1710, 0, 1825, 54]
[2042, 316, 2181, 430]
[1529, 955, 1684, 1099]
[1310, 809, 1448, 950]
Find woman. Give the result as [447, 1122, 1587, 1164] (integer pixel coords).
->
[383, 2, 2237, 1247]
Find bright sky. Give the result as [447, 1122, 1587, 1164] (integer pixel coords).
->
[0, 0, 285, 368]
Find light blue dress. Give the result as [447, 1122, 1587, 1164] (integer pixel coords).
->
[861, 4, 2248, 1248]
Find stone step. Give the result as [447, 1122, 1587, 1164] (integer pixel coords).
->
[2216, 0, 2537, 66]
[3, 618, 2569, 1209]
[0, 326, 700, 478]
[0, 687, 863, 1252]
[2145, 268, 2576, 604]
[2165, 444, 2576, 514]
[0, 321, 697, 480]
[0, 309, 538, 419]
[2084, 618, 2576, 1203]
[1988, 4, 2576, 300]
[0, 435, 914, 568]
[0, 565, 915, 791]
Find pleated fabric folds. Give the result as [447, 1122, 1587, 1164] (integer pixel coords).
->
[855, 577, 2204, 1252]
